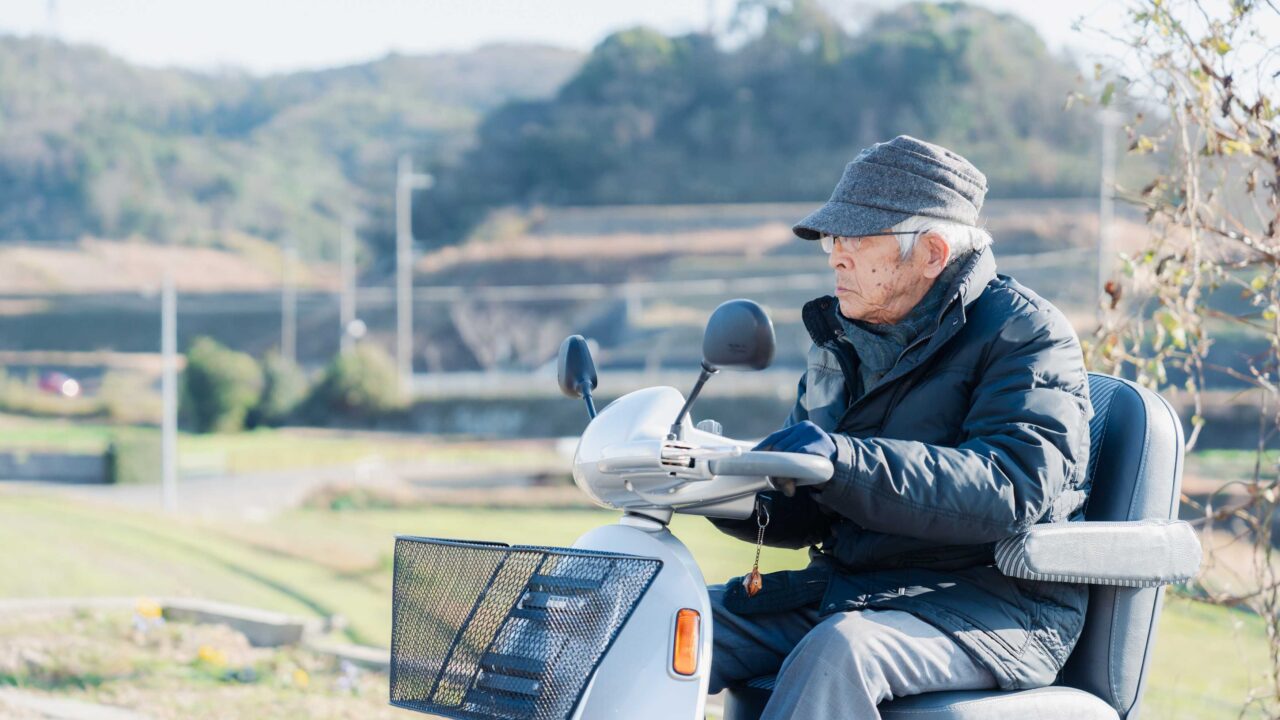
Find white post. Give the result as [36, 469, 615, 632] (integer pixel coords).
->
[395, 155, 433, 396]
[1098, 109, 1121, 309]
[161, 269, 178, 512]
[625, 284, 642, 327]
[282, 237, 297, 364]
[340, 214, 356, 354]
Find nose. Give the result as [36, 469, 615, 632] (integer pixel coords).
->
[827, 246, 849, 271]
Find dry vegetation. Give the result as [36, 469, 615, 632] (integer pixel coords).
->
[0, 235, 336, 294]
[0, 609, 404, 719]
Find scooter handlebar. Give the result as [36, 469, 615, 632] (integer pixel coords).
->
[705, 451, 833, 486]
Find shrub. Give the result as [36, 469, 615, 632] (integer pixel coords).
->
[106, 429, 161, 484]
[304, 344, 402, 422]
[181, 337, 263, 433]
[249, 352, 309, 427]
[99, 371, 162, 424]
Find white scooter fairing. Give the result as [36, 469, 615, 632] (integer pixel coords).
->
[390, 301, 830, 720]
[566, 385, 829, 719]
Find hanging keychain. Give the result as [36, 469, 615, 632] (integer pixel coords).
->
[742, 497, 770, 597]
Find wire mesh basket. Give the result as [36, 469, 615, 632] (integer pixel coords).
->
[390, 536, 663, 719]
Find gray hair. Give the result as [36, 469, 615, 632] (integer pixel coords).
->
[890, 215, 992, 263]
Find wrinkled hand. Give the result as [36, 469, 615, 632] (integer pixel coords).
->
[753, 420, 838, 460]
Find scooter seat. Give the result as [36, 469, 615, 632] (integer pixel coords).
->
[879, 687, 1119, 719]
[721, 374, 1181, 720]
[723, 683, 1119, 720]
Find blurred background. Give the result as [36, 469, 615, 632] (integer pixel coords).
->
[0, 0, 1274, 718]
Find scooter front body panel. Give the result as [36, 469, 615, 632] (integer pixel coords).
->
[570, 522, 712, 720]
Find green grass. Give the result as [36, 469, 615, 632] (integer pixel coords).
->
[1186, 448, 1280, 484]
[1147, 596, 1271, 719]
[0, 493, 366, 637]
[0, 414, 560, 475]
[0, 415, 118, 453]
[0, 490, 1272, 717]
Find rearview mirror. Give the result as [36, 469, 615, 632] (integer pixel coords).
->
[557, 334, 598, 400]
[701, 299, 775, 372]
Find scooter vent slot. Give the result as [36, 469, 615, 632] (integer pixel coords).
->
[507, 607, 549, 622]
[390, 536, 662, 719]
[519, 591, 582, 611]
[475, 669, 542, 697]
[527, 573, 603, 593]
[481, 652, 547, 678]
[466, 688, 537, 718]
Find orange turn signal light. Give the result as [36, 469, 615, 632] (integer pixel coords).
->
[673, 608, 700, 676]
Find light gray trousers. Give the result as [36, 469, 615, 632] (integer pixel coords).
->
[708, 585, 997, 720]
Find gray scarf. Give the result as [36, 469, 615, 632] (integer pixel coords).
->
[837, 251, 970, 398]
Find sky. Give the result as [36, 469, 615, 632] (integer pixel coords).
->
[0, 0, 1131, 75]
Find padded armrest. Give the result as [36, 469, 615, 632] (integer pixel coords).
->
[994, 520, 1201, 587]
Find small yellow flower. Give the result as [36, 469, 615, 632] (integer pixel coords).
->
[135, 598, 164, 620]
[197, 645, 228, 667]
[292, 668, 310, 689]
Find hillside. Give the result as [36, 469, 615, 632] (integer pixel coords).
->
[0, 36, 582, 256]
[2, 1, 1116, 267]
[423, 1, 1104, 241]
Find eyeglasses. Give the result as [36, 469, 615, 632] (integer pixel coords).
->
[820, 231, 921, 254]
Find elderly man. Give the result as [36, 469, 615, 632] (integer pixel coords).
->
[708, 136, 1093, 719]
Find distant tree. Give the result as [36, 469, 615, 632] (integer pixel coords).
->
[423, 0, 1097, 243]
[180, 337, 264, 433]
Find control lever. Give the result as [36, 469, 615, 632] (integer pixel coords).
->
[696, 419, 723, 435]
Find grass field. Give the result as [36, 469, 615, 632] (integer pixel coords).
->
[0, 489, 1270, 718]
[0, 414, 562, 475]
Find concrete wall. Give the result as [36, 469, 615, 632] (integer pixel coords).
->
[406, 393, 795, 440]
[0, 450, 108, 484]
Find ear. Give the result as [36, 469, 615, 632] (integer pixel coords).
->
[919, 232, 950, 279]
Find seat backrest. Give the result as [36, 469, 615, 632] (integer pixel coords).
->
[1059, 373, 1185, 720]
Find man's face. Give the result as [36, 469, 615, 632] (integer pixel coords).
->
[825, 232, 944, 324]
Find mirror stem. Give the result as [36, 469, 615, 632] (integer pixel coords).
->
[582, 386, 598, 419]
[668, 361, 717, 440]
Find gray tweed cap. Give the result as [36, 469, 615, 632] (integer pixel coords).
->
[793, 135, 987, 241]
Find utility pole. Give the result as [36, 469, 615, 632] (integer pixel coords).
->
[282, 236, 297, 364]
[160, 269, 178, 513]
[396, 155, 433, 395]
[339, 214, 357, 354]
[1097, 109, 1122, 312]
